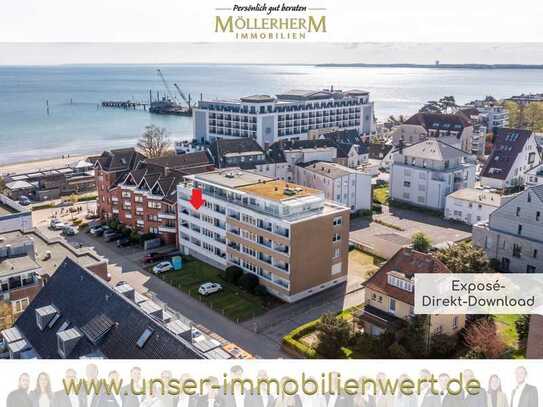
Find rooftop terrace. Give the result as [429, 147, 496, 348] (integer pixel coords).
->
[238, 180, 321, 202]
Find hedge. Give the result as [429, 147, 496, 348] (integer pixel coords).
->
[282, 319, 320, 358]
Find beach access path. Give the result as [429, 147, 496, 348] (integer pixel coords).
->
[0, 154, 90, 176]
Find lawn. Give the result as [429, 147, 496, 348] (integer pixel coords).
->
[373, 186, 390, 205]
[494, 314, 525, 358]
[158, 257, 267, 322]
[348, 250, 380, 280]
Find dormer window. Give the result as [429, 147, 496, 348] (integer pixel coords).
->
[387, 272, 413, 292]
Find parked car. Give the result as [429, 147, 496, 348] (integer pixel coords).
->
[143, 252, 169, 264]
[49, 219, 66, 230]
[116, 237, 131, 247]
[152, 261, 173, 274]
[103, 231, 121, 242]
[89, 225, 104, 236]
[85, 212, 99, 220]
[19, 196, 31, 206]
[62, 226, 77, 236]
[198, 282, 223, 296]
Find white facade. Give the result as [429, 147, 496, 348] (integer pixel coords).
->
[294, 162, 372, 212]
[527, 163, 543, 187]
[480, 132, 541, 189]
[0, 195, 32, 234]
[389, 140, 476, 210]
[192, 90, 374, 148]
[444, 188, 501, 225]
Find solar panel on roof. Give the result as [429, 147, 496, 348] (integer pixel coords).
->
[81, 314, 115, 344]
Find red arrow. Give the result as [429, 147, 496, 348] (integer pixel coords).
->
[188, 187, 205, 210]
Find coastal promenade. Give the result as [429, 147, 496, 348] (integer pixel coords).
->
[0, 154, 90, 175]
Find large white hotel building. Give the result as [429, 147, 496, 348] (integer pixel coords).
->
[177, 169, 350, 303]
[192, 88, 375, 148]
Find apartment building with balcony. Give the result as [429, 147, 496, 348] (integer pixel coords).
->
[94, 148, 214, 245]
[444, 188, 501, 225]
[0, 237, 43, 330]
[193, 89, 374, 148]
[390, 139, 476, 210]
[473, 185, 543, 274]
[177, 169, 350, 302]
[526, 163, 543, 187]
[295, 161, 372, 213]
[480, 128, 541, 190]
[390, 112, 473, 152]
[358, 248, 465, 337]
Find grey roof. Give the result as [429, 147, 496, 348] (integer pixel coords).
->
[531, 184, 543, 202]
[0, 255, 41, 278]
[481, 128, 533, 180]
[94, 148, 145, 172]
[208, 138, 268, 169]
[400, 139, 469, 161]
[404, 112, 472, 130]
[299, 161, 360, 179]
[12, 258, 205, 359]
[368, 143, 393, 160]
[191, 169, 273, 189]
[5, 180, 35, 190]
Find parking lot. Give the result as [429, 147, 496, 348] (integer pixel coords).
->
[350, 205, 472, 259]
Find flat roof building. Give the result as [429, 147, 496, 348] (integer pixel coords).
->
[177, 169, 350, 302]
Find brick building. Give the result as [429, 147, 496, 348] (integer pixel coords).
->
[94, 148, 214, 245]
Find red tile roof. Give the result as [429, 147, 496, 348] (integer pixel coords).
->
[363, 248, 450, 305]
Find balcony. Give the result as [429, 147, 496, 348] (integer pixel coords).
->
[274, 243, 289, 255]
[159, 226, 177, 234]
[159, 212, 177, 220]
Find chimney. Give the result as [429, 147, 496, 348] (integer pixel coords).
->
[57, 328, 83, 358]
[115, 283, 136, 302]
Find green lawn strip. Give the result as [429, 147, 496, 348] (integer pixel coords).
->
[494, 314, 520, 348]
[158, 259, 265, 321]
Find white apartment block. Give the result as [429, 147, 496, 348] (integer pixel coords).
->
[193, 89, 374, 148]
[527, 163, 543, 187]
[177, 169, 350, 303]
[294, 162, 372, 213]
[445, 188, 501, 225]
[390, 140, 476, 210]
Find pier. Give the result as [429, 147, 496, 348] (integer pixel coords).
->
[101, 100, 148, 110]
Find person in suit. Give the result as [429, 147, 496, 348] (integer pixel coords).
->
[141, 382, 167, 407]
[437, 374, 463, 407]
[272, 378, 302, 407]
[30, 373, 53, 407]
[417, 370, 439, 407]
[197, 377, 224, 407]
[54, 369, 87, 407]
[462, 370, 486, 407]
[223, 366, 245, 407]
[85, 364, 101, 407]
[352, 377, 376, 407]
[322, 372, 352, 407]
[486, 375, 507, 407]
[394, 375, 416, 407]
[511, 367, 538, 407]
[7, 373, 32, 407]
[244, 370, 274, 407]
[96, 371, 123, 407]
[160, 371, 176, 407]
[121, 367, 144, 407]
[375, 373, 393, 407]
[174, 374, 198, 407]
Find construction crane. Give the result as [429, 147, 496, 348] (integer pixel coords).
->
[156, 69, 176, 102]
[173, 83, 192, 109]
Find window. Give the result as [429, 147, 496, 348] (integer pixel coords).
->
[331, 262, 342, 275]
[332, 233, 341, 242]
[518, 225, 523, 235]
[453, 316, 458, 329]
[334, 248, 340, 258]
[148, 201, 161, 209]
[527, 194, 532, 203]
[389, 298, 396, 313]
[12, 298, 29, 314]
[333, 216, 342, 226]
[534, 249, 538, 259]
[513, 244, 522, 258]
[516, 207, 521, 216]
[134, 196, 143, 203]
[537, 212, 541, 221]
[136, 328, 154, 348]
[403, 181, 411, 188]
[527, 265, 536, 273]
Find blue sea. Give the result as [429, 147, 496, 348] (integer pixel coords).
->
[2, 64, 543, 164]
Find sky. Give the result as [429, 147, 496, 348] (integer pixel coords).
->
[1, 0, 543, 65]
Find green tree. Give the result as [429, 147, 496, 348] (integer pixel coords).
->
[411, 232, 432, 253]
[430, 334, 458, 357]
[503, 101, 523, 128]
[463, 318, 506, 358]
[316, 313, 352, 358]
[524, 102, 543, 132]
[435, 242, 491, 274]
[238, 273, 259, 293]
[387, 342, 411, 359]
[515, 315, 531, 351]
[399, 315, 430, 357]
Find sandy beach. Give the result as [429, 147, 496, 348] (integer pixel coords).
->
[0, 154, 94, 176]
